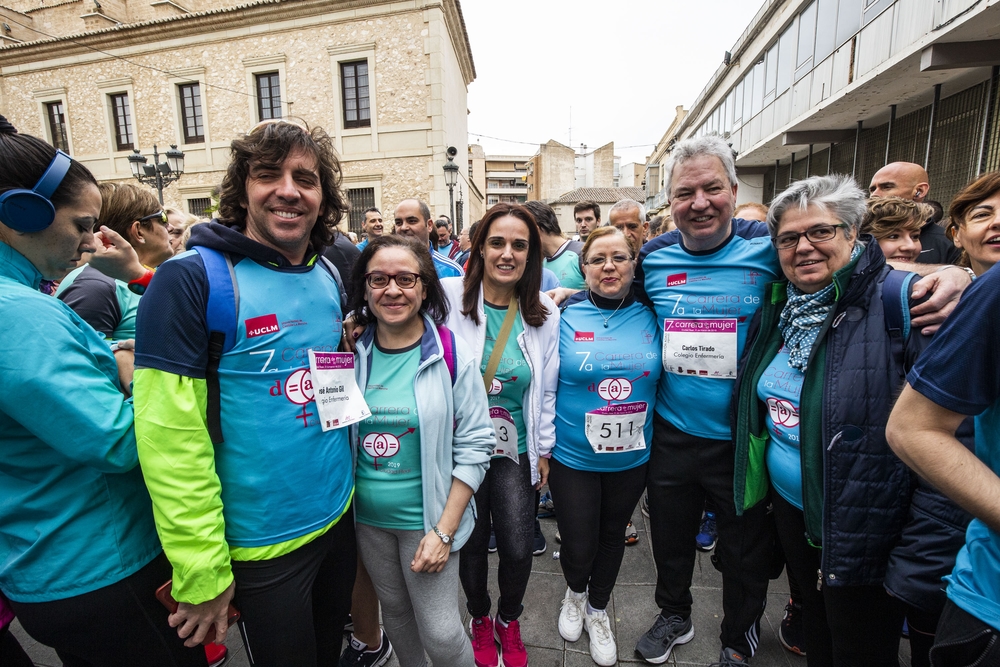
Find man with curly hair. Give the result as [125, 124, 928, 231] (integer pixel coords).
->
[132, 119, 355, 666]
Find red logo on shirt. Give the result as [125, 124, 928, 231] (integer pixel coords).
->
[667, 273, 687, 287]
[574, 331, 595, 342]
[246, 313, 280, 338]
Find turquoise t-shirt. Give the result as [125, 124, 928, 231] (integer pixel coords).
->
[757, 345, 805, 510]
[481, 302, 530, 457]
[553, 293, 661, 472]
[544, 240, 586, 290]
[355, 340, 424, 531]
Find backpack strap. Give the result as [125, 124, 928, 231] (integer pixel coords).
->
[318, 256, 348, 312]
[436, 323, 458, 384]
[882, 269, 918, 380]
[194, 247, 238, 445]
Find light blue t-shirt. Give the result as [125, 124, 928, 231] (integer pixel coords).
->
[758, 345, 804, 510]
[355, 341, 424, 531]
[638, 221, 780, 440]
[908, 263, 1000, 630]
[553, 293, 661, 472]
[482, 303, 530, 456]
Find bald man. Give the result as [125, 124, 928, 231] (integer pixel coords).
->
[869, 162, 961, 264]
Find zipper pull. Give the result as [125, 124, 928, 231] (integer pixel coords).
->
[816, 568, 823, 592]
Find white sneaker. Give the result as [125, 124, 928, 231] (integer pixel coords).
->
[558, 587, 587, 641]
[585, 608, 617, 666]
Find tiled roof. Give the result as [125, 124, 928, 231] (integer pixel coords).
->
[548, 187, 646, 205]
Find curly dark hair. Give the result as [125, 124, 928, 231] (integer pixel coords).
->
[462, 202, 548, 328]
[349, 235, 450, 328]
[216, 119, 349, 251]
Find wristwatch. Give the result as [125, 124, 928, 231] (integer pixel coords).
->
[432, 525, 453, 545]
[127, 269, 155, 295]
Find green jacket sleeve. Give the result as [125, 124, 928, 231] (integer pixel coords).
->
[133, 367, 233, 604]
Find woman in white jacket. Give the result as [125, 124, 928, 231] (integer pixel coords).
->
[349, 235, 494, 667]
[440, 202, 559, 667]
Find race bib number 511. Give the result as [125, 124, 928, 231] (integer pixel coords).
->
[584, 402, 646, 453]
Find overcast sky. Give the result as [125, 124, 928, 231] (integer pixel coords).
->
[461, 0, 765, 166]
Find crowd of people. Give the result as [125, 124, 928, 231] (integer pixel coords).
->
[2, 110, 1000, 667]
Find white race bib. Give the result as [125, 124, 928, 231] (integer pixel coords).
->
[490, 406, 519, 463]
[662, 318, 738, 379]
[585, 402, 647, 453]
[308, 351, 371, 431]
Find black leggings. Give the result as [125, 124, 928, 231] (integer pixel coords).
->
[772, 492, 903, 667]
[9, 552, 206, 667]
[231, 508, 356, 667]
[460, 452, 535, 622]
[548, 457, 647, 610]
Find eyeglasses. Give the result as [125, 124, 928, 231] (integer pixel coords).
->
[772, 224, 847, 250]
[584, 253, 633, 267]
[365, 272, 420, 289]
[138, 210, 168, 225]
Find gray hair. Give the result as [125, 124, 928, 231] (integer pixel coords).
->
[766, 174, 867, 239]
[664, 134, 737, 197]
[609, 198, 646, 221]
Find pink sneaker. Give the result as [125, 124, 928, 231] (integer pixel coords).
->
[495, 618, 528, 667]
[469, 615, 499, 667]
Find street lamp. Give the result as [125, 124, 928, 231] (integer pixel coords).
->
[442, 146, 459, 225]
[127, 144, 185, 205]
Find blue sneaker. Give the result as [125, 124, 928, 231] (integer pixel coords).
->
[695, 512, 717, 552]
[488, 526, 497, 553]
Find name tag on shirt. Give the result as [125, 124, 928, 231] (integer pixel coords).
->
[662, 318, 738, 378]
[309, 351, 371, 430]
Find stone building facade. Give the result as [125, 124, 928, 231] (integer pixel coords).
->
[0, 0, 476, 236]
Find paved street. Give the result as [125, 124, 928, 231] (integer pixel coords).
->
[11, 502, 912, 666]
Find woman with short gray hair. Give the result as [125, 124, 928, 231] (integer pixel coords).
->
[733, 174, 921, 666]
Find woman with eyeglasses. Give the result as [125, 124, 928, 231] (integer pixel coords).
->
[55, 183, 175, 393]
[438, 202, 559, 667]
[549, 226, 660, 665]
[0, 117, 206, 665]
[732, 175, 929, 667]
[348, 235, 493, 667]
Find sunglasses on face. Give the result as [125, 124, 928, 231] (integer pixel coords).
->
[138, 210, 168, 226]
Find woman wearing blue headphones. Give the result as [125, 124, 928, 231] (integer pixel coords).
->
[0, 115, 206, 666]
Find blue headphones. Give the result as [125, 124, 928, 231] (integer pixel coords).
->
[0, 150, 73, 233]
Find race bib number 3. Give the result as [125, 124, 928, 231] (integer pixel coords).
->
[585, 402, 647, 453]
[489, 406, 519, 463]
[662, 318, 738, 379]
[309, 351, 371, 431]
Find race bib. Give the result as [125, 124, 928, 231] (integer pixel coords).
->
[585, 402, 647, 453]
[490, 406, 519, 463]
[662, 318, 738, 379]
[309, 351, 371, 430]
